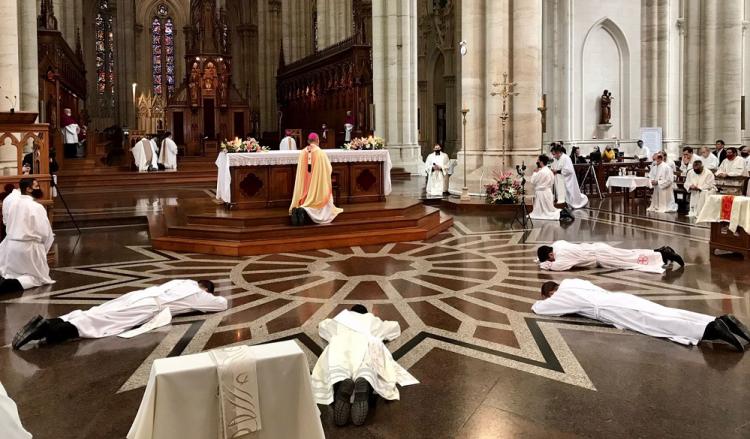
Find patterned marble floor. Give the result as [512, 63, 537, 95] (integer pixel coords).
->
[2, 182, 750, 439]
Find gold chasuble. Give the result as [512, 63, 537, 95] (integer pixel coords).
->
[289, 144, 343, 224]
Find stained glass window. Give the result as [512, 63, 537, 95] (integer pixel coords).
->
[152, 5, 176, 97]
[95, 0, 115, 105]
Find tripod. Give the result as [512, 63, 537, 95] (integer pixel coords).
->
[512, 164, 533, 229]
[580, 162, 603, 199]
[51, 176, 81, 234]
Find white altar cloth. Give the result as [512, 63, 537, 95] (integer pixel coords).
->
[696, 195, 750, 233]
[605, 176, 652, 191]
[215, 150, 393, 203]
[127, 340, 324, 439]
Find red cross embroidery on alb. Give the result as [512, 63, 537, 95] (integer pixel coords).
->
[637, 255, 649, 265]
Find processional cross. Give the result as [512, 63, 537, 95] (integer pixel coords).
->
[490, 72, 519, 169]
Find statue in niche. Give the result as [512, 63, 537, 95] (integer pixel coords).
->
[599, 90, 613, 125]
[189, 63, 201, 104]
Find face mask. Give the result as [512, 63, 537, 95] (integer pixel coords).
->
[434, 150, 440, 155]
[742, 152, 749, 158]
[31, 189, 43, 199]
[695, 168, 703, 174]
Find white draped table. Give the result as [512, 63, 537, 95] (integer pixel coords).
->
[696, 195, 750, 256]
[127, 340, 325, 439]
[216, 149, 392, 207]
[605, 176, 652, 191]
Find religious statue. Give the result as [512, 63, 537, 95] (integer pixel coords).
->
[599, 89, 613, 125]
[189, 63, 201, 105]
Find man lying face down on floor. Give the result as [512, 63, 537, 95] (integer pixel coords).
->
[311, 304, 419, 427]
[536, 240, 684, 274]
[13, 279, 227, 349]
[533, 279, 749, 352]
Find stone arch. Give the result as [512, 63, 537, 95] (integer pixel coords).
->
[580, 17, 631, 139]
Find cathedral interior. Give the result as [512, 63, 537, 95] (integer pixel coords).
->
[0, 1, 749, 438]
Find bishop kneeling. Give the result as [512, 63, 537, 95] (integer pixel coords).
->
[424, 144, 449, 197]
[289, 133, 343, 225]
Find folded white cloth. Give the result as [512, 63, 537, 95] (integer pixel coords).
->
[209, 346, 261, 438]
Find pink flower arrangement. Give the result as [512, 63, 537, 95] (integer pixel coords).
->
[221, 137, 270, 153]
[341, 136, 385, 150]
[485, 170, 520, 204]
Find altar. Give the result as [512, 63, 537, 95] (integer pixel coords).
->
[216, 150, 392, 209]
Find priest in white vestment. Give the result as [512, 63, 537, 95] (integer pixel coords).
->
[61, 108, 80, 159]
[0, 382, 31, 439]
[424, 144, 449, 197]
[533, 279, 749, 351]
[132, 137, 158, 171]
[529, 155, 560, 220]
[647, 152, 678, 213]
[536, 240, 684, 273]
[12, 279, 227, 349]
[550, 148, 566, 204]
[685, 160, 716, 217]
[551, 146, 588, 208]
[279, 129, 298, 150]
[0, 178, 54, 294]
[698, 146, 719, 171]
[311, 305, 418, 426]
[158, 131, 178, 170]
[716, 147, 748, 177]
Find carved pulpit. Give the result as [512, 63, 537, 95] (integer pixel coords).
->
[166, 0, 250, 156]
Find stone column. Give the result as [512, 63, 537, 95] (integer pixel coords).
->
[258, 0, 281, 134]
[372, 0, 421, 173]
[682, 0, 702, 144]
[458, 0, 486, 170]
[484, 0, 509, 159]
[19, 0, 39, 114]
[510, 0, 542, 167]
[715, 0, 743, 145]
[0, 0, 20, 112]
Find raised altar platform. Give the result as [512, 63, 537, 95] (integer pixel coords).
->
[216, 150, 392, 208]
[151, 196, 453, 257]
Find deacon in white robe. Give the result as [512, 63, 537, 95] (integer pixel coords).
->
[536, 240, 681, 274]
[529, 155, 560, 220]
[311, 308, 418, 408]
[532, 279, 749, 350]
[279, 129, 298, 150]
[424, 144, 449, 196]
[550, 152, 566, 204]
[684, 160, 716, 217]
[0, 179, 54, 293]
[132, 137, 158, 172]
[158, 132, 178, 170]
[716, 148, 748, 177]
[698, 147, 719, 171]
[12, 279, 227, 349]
[647, 153, 678, 213]
[0, 382, 31, 439]
[551, 147, 588, 209]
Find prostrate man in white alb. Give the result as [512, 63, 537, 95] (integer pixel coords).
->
[529, 155, 560, 220]
[698, 146, 719, 171]
[634, 139, 651, 160]
[12, 279, 227, 349]
[0, 178, 54, 294]
[132, 135, 158, 171]
[716, 147, 747, 177]
[536, 240, 683, 273]
[684, 160, 716, 217]
[647, 152, 678, 213]
[0, 382, 31, 439]
[311, 304, 418, 427]
[424, 144, 449, 197]
[158, 131, 178, 170]
[533, 279, 750, 352]
[550, 145, 588, 209]
[279, 129, 297, 151]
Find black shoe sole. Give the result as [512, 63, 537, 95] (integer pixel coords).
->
[722, 315, 750, 343]
[333, 379, 354, 427]
[351, 378, 371, 426]
[12, 315, 44, 350]
[715, 319, 745, 352]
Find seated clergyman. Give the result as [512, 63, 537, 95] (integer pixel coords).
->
[311, 304, 418, 427]
[536, 240, 684, 273]
[13, 279, 227, 349]
[533, 279, 749, 352]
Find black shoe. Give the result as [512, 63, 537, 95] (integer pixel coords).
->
[654, 248, 668, 265]
[350, 378, 371, 426]
[702, 319, 745, 352]
[720, 315, 750, 343]
[290, 208, 300, 226]
[660, 247, 684, 267]
[297, 208, 309, 226]
[333, 378, 354, 427]
[12, 315, 45, 350]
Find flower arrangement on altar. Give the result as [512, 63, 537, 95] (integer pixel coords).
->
[485, 171, 521, 204]
[221, 137, 270, 153]
[341, 136, 385, 150]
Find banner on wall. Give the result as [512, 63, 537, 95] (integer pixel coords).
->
[639, 127, 662, 152]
